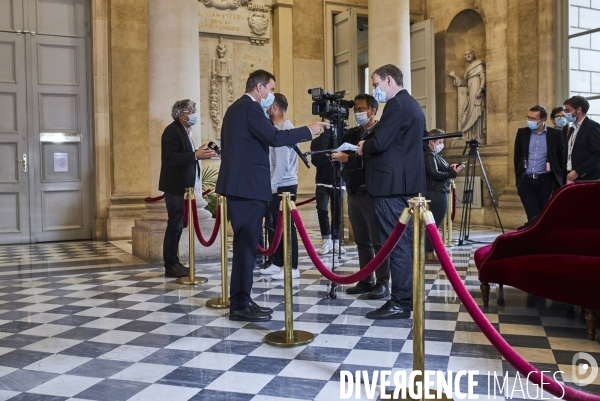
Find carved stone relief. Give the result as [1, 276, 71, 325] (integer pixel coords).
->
[210, 37, 234, 138]
[199, 0, 248, 10]
[198, 0, 271, 44]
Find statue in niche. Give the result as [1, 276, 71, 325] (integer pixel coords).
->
[446, 50, 486, 142]
[216, 37, 228, 74]
[200, 0, 247, 10]
[210, 39, 233, 138]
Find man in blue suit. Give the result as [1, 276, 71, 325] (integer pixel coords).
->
[216, 69, 326, 322]
[357, 64, 427, 319]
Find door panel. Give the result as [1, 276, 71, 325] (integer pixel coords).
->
[29, 34, 90, 241]
[333, 9, 357, 102]
[0, 0, 24, 33]
[0, 31, 30, 243]
[410, 19, 436, 130]
[27, 0, 85, 37]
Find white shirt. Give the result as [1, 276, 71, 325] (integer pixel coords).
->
[185, 126, 202, 194]
[567, 116, 586, 171]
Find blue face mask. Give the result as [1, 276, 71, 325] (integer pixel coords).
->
[565, 111, 577, 124]
[555, 116, 567, 128]
[187, 113, 198, 126]
[527, 120, 539, 130]
[372, 86, 386, 103]
[261, 92, 275, 108]
[354, 111, 370, 126]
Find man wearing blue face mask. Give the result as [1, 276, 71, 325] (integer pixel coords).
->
[216, 70, 328, 322]
[513, 105, 564, 228]
[331, 94, 390, 299]
[356, 64, 428, 320]
[563, 96, 600, 184]
[159, 99, 219, 278]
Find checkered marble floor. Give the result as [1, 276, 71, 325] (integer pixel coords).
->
[0, 229, 598, 400]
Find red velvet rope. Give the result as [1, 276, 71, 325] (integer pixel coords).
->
[292, 209, 407, 284]
[295, 196, 316, 206]
[191, 199, 220, 247]
[257, 211, 283, 256]
[425, 223, 600, 401]
[451, 186, 457, 222]
[145, 189, 212, 203]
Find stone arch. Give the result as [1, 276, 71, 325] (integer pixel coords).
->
[444, 9, 486, 140]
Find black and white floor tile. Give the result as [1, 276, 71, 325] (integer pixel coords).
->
[0, 229, 597, 400]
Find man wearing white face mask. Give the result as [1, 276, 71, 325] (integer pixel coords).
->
[216, 70, 328, 322]
[514, 105, 564, 228]
[159, 99, 219, 278]
[356, 64, 428, 320]
[331, 94, 390, 299]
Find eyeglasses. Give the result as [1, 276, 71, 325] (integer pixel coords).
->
[181, 109, 197, 115]
[526, 117, 542, 122]
[353, 108, 369, 113]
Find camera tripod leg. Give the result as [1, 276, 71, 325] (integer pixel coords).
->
[475, 150, 505, 234]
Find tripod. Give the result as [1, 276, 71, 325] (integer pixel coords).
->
[458, 139, 504, 245]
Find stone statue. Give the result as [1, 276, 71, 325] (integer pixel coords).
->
[248, 11, 268, 36]
[200, 0, 248, 10]
[447, 50, 486, 141]
[217, 37, 227, 59]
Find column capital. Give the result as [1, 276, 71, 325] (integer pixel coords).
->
[272, 0, 292, 9]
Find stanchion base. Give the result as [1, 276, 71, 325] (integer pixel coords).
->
[206, 297, 230, 309]
[264, 330, 314, 347]
[175, 276, 208, 285]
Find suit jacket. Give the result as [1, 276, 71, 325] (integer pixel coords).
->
[215, 95, 312, 201]
[564, 116, 600, 181]
[361, 89, 427, 196]
[514, 125, 564, 187]
[158, 120, 199, 196]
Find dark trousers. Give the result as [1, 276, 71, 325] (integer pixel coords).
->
[424, 190, 448, 252]
[163, 193, 184, 268]
[227, 195, 265, 312]
[315, 186, 344, 240]
[347, 192, 390, 286]
[517, 174, 555, 223]
[373, 195, 414, 305]
[268, 185, 298, 269]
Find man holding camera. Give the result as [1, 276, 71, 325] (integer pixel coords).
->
[159, 99, 218, 278]
[216, 70, 327, 322]
[357, 64, 427, 320]
[331, 94, 390, 299]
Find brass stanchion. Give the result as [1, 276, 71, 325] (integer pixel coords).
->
[176, 188, 208, 285]
[264, 192, 314, 347]
[207, 195, 229, 308]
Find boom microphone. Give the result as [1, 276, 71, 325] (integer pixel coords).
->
[292, 145, 311, 169]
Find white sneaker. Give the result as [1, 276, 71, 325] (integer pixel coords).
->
[319, 239, 333, 255]
[259, 265, 281, 275]
[270, 269, 301, 280]
[333, 240, 346, 254]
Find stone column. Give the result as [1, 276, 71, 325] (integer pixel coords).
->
[368, 0, 411, 92]
[133, 0, 220, 262]
[273, 0, 294, 121]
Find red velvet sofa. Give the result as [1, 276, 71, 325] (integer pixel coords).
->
[474, 182, 600, 340]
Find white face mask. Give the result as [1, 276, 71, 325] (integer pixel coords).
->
[434, 143, 444, 153]
[354, 111, 370, 126]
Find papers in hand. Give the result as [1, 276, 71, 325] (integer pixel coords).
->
[335, 142, 359, 152]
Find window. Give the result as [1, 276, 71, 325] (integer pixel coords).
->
[568, 1, 600, 120]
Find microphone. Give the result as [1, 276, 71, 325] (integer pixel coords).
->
[207, 141, 221, 155]
[292, 145, 311, 169]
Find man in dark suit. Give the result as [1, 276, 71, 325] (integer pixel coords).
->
[514, 105, 564, 227]
[357, 64, 427, 320]
[159, 99, 218, 278]
[563, 96, 600, 183]
[215, 69, 326, 322]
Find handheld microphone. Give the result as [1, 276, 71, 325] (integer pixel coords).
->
[207, 141, 221, 155]
[292, 145, 311, 169]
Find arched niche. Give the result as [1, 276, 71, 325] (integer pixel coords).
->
[444, 9, 486, 144]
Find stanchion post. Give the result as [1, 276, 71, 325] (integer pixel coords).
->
[207, 195, 229, 308]
[264, 193, 314, 347]
[448, 180, 455, 245]
[176, 188, 208, 286]
[411, 195, 427, 401]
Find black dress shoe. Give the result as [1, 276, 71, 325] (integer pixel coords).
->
[365, 300, 411, 320]
[250, 300, 273, 315]
[367, 283, 390, 299]
[229, 307, 272, 322]
[345, 281, 375, 294]
[165, 264, 189, 278]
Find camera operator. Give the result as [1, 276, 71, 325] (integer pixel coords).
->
[215, 70, 328, 323]
[330, 94, 390, 299]
[311, 123, 346, 255]
[357, 64, 427, 320]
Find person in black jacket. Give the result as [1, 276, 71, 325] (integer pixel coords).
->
[514, 105, 564, 227]
[357, 64, 427, 320]
[310, 126, 346, 255]
[563, 96, 600, 183]
[550, 106, 569, 143]
[423, 129, 463, 263]
[331, 94, 389, 299]
[215, 70, 326, 322]
[159, 99, 218, 278]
